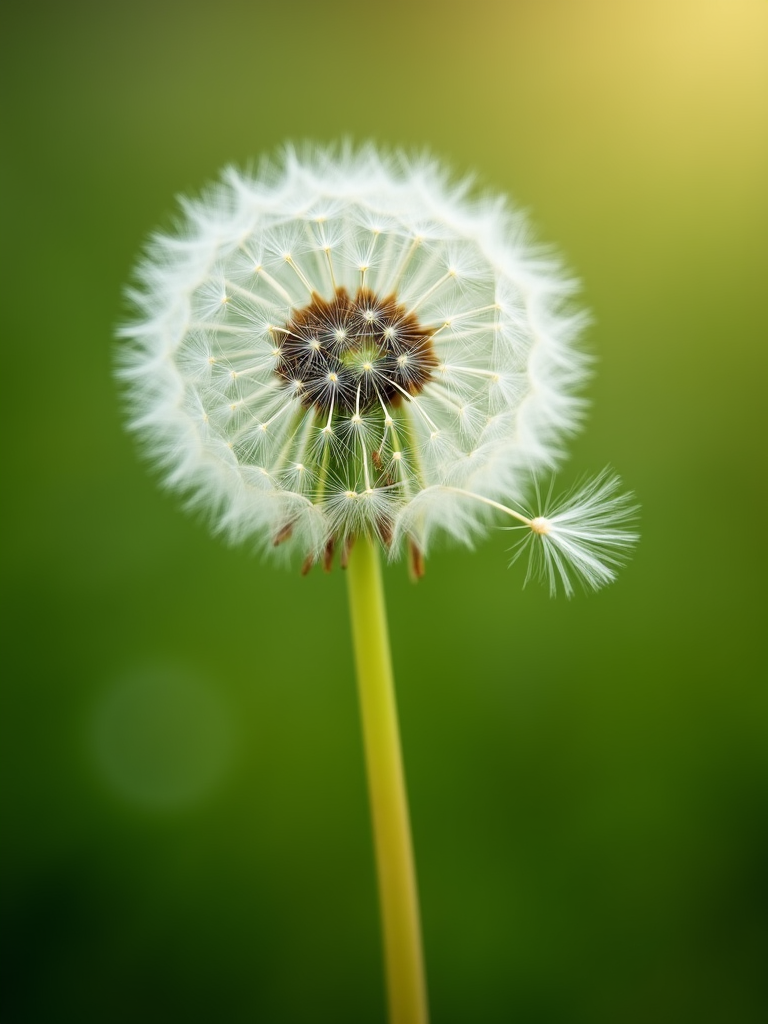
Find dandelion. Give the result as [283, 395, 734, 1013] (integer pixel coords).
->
[118, 144, 637, 1024]
[118, 144, 635, 588]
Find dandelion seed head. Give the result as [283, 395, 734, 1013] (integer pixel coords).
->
[118, 144, 636, 586]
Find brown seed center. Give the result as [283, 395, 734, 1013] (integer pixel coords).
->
[274, 287, 437, 416]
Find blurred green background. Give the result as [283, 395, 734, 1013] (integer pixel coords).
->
[2, 1, 766, 1021]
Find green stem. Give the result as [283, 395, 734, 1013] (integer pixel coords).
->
[346, 535, 429, 1024]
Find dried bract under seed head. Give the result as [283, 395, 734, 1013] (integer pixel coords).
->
[118, 144, 637, 591]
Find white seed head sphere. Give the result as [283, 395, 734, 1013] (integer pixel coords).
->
[119, 145, 633, 584]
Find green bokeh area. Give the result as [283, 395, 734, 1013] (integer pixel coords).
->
[2, 2, 766, 1022]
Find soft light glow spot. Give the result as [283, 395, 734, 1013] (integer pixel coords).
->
[91, 664, 235, 809]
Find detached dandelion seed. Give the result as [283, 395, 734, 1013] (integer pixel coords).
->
[117, 144, 638, 1024]
[508, 471, 640, 598]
